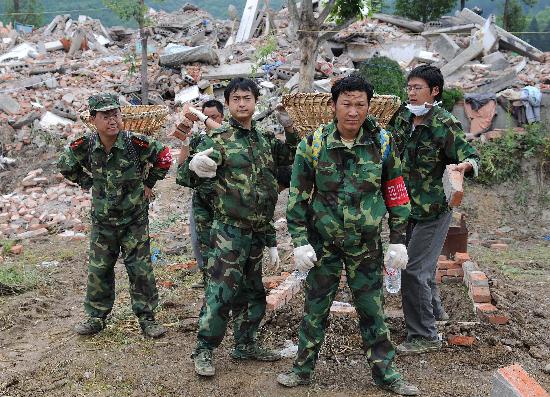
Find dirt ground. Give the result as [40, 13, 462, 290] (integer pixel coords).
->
[0, 158, 549, 397]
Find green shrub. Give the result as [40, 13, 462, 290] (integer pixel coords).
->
[358, 56, 406, 101]
[441, 88, 463, 112]
[473, 123, 550, 185]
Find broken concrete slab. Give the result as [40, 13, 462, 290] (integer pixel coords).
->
[459, 8, 544, 61]
[44, 40, 64, 51]
[373, 13, 424, 33]
[159, 44, 219, 67]
[39, 111, 74, 128]
[235, 0, 260, 42]
[482, 52, 510, 71]
[441, 39, 484, 78]
[472, 70, 518, 94]
[11, 111, 42, 129]
[202, 62, 265, 80]
[432, 33, 460, 61]
[414, 50, 440, 64]
[422, 24, 477, 36]
[0, 95, 20, 115]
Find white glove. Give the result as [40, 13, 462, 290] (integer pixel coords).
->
[384, 243, 408, 270]
[268, 247, 280, 268]
[294, 244, 317, 273]
[189, 147, 217, 178]
[188, 106, 208, 122]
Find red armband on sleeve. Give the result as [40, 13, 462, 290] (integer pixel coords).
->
[383, 176, 409, 208]
[155, 147, 173, 169]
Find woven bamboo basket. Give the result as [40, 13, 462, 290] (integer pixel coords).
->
[80, 105, 170, 135]
[281, 93, 401, 137]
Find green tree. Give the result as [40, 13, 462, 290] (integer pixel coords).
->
[4, 0, 44, 27]
[500, 0, 537, 32]
[526, 15, 542, 49]
[102, 0, 163, 104]
[357, 56, 406, 101]
[394, 0, 456, 23]
[288, 0, 384, 92]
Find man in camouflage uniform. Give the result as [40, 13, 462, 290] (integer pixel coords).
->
[177, 78, 299, 377]
[277, 75, 419, 396]
[58, 93, 172, 338]
[175, 100, 226, 289]
[175, 101, 283, 289]
[390, 65, 479, 355]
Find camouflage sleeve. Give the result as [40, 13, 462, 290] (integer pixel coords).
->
[442, 119, 480, 178]
[135, 136, 172, 188]
[388, 107, 408, 158]
[176, 134, 221, 188]
[266, 222, 277, 247]
[271, 127, 300, 167]
[57, 140, 93, 190]
[381, 136, 411, 244]
[286, 138, 314, 248]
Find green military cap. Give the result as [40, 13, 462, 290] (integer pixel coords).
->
[88, 93, 120, 112]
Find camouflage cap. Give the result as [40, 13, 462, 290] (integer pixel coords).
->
[88, 93, 120, 112]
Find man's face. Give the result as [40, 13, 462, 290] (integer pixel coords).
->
[332, 91, 370, 136]
[91, 108, 122, 136]
[225, 89, 256, 124]
[406, 77, 439, 105]
[202, 105, 223, 130]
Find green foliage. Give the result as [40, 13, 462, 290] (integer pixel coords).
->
[473, 123, 550, 185]
[1, 240, 15, 255]
[251, 34, 278, 78]
[3, 0, 44, 27]
[394, 0, 456, 23]
[441, 87, 463, 112]
[328, 0, 384, 23]
[0, 264, 40, 291]
[123, 53, 138, 77]
[102, 0, 148, 25]
[357, 56, 406, 101]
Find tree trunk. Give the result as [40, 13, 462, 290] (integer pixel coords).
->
[298, 30, 320, 92]
[139, 25, 149, 105]
[460, 0, 465, 10]
[503, 0, 510, 31]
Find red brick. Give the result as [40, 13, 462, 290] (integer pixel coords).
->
[266, 294, 280, 311]
[496, 364, 550, 397]
[438, 255, 447, 261]
[475, 303, 497, 315]
[447, 268, 464, 277]
[166, 261, 196, 271]
[448, 335, 476, 346]
[263, 275, 287, 290]
[158, 280, 176, 289]
[435, 273, 442, 284]
[470, 285, 491, 303]
[438, 260, 461, 270]
[490, 243, 508, 251]
[454, 252, 470, 264]
[444, 168, 464, 207]
[487, 314, 510, 325]
[10, 244, 23, 254]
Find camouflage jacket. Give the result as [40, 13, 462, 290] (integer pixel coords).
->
[58, 131, 172, 225]
[177, 118, 299, 237]
[287, 117, 411, 250]
[390, 106, 479, 221]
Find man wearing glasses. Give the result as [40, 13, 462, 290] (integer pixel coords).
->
[58, 93, 172, 338]
[390, 65, 479, 355]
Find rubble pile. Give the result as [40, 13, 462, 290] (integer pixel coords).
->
[0, 4, 548, 240]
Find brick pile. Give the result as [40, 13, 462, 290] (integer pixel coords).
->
[0, 167, 90, 239]
[435, 251, 469, 283]
[265, 272, 302, 311]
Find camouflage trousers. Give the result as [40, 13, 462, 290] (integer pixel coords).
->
[292, 238, 401, 386]
[190, 192, 214, 279]
[85, 216, 159, 320]
[195, 220, 268, 351]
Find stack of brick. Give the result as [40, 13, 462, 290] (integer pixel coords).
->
[0, 168, 90, 239]
[462, 260, 510, 325]
[266, 272, 302, 311]
[436, 251, 469, 283]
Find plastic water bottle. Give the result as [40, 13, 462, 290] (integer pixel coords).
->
[384, 250, 401, 294]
